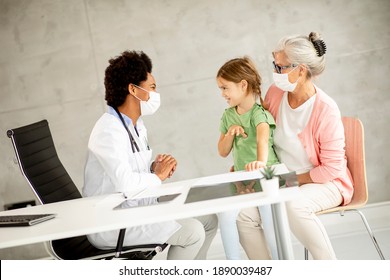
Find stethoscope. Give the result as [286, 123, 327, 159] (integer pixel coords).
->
[114, 107, 140, 153]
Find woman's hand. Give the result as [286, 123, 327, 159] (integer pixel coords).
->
[245, 160, 266, 171]
[297, 172, 313, 186]
[152, 154, 177, 181]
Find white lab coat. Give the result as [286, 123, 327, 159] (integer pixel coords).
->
[83, 112, 180, 248]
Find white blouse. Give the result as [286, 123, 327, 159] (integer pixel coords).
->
[274, 93, 316, 174]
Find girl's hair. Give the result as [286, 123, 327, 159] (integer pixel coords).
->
[274, 31, 327, 78]
[104, 50, 152, 108]
[217, 56, 263, 103]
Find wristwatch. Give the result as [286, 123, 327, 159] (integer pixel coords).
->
[150, 161, 155, 173]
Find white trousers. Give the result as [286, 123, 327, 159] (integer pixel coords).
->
[165, 214, 218, 260]
[237, 182, 342, 260]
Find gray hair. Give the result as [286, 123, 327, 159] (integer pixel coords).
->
[274, 32, 326, 78]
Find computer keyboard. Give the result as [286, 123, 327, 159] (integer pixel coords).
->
[0, 213, 56, 227]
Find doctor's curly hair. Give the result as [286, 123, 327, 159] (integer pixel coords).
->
[104, 50, 152, 107]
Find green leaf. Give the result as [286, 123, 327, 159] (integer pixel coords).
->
[260, 166, 275, 180]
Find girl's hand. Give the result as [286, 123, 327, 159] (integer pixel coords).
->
[227, 125, 247, 138]
[245, 160, 266, 171]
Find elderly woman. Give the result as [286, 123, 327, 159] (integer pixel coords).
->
[238, 32, 353, 259]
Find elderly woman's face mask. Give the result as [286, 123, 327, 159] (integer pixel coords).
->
[272, 64, 300, 92]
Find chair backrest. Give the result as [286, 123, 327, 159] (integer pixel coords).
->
[7, 120, 81, 204]
[342, 116, 368, 207]
[7, 120, 113, 259]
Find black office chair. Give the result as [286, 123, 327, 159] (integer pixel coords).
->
[7, 119, 167, 260]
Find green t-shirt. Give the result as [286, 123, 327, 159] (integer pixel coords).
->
[220, 103, 279, 171]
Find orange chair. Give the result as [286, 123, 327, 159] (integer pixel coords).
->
[304, 117, 385, 260]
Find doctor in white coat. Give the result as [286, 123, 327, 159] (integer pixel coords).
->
[83, 50, 218, 259]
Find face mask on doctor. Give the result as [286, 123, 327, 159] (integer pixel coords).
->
[272, 65, 300, 92]
[131, 84, 161, 116]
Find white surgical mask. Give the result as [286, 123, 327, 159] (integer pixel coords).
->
[132, 85, 161, 116]
[272, 67, 300, 92]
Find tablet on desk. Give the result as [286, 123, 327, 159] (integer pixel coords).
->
[113, 193, 181, 210]
[185, 171, 297, 204]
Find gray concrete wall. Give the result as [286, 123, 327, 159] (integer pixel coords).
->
[0, 0, 389, 259]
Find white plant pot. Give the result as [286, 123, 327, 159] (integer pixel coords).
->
[260, 177, 279, 196]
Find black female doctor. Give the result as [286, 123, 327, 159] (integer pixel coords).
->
[83, 51, 217, 259]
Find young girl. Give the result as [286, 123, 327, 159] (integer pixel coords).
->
[216, 57, 279, 259]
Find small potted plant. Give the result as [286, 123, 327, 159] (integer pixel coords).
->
[260, 166, 279, 196]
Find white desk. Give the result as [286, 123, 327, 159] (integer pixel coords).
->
[0, 166, 301, 259]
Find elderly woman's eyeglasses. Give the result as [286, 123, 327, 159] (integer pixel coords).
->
[272, 61, 298, 74]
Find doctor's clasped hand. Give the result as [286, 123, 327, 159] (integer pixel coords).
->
[151, 154, 177, 180]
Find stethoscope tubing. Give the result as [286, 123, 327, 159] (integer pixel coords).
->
[114, 107, 140, 153]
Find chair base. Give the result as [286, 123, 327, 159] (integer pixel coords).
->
[304, 209, 385, 260]
[48, 235, 167, 260]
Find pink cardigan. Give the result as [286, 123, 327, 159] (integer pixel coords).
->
[265, 84, 354, 205]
